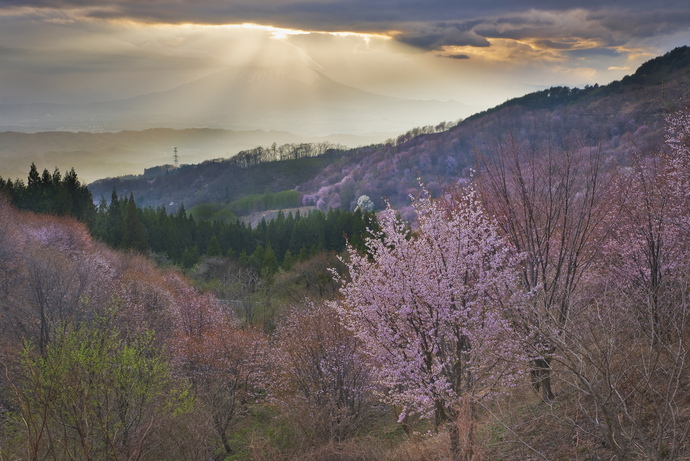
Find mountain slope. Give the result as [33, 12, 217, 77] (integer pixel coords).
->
[0, 128, 391, 183]
[89, 46, 690, 212]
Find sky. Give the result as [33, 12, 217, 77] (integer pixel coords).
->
[0, 0, 689, 115]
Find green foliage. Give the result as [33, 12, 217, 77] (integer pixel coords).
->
[188, 202, 238, 223]
[282, 249, 295, 271]
[262, 246, 279, 276]
[89, 189, 374, 272]
[228, 189, 302, 216]
[8, 318, 190, 460]
[0, 163, 95, 223]
[207, 234, 222, 257]
[4, 163, 375, 280]
[121, 193, 148, 252]
[181, 245, 201, 268]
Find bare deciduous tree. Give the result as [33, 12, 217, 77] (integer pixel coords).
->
[477, 129, 616, 401]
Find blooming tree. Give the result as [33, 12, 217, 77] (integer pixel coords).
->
[273, 301, 374, 442]
[166, 273, 269, 457]
[356, 195, 374, 212]
[666, 106, 690, 234]
[335, 186, 524, 459]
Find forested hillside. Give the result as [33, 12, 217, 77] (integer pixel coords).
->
[90, 46, 690, 214]
[0, 164, 374, 271]
[2, 102, 690, 459]
[1, 46, 690, 461]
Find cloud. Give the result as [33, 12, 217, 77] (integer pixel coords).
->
[3, 0, 689, 39]
[587, 9, 690, 39]
[0, 0, 688, 108]
[396, 22, 490, 50]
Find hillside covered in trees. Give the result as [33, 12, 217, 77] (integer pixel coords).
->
[2, 102, 690, 459]
[0, 164, 374, 272]
[89, 46, 690, 215]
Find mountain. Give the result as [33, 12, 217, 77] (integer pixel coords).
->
[0, 128, 392, 184]
[0, 62, 468, 136]
[90, 46, 689, 212]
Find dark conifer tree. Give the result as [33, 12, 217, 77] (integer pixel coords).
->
[262, 246, 279, 276]
[282, 249, 296, 271]
[121, 194, 148, 253]
[207, 234, 223, 257]
[106, 189, 124, 247]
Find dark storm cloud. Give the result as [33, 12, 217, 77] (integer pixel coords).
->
[396, 22, 490, 50]
[1, 0, 689, 53]
[532, 39, 577, 50]
[0, 0, 685, 27]
[587, 9, 690, 38]
[567, 47, 622, 58]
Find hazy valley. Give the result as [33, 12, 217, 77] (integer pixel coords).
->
[0, 59, 470, 183]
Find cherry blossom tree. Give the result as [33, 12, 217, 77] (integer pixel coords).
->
[665, 106, 690, 234]
[7, 212, 116, 356]
[166, 273, 269, 457]
[335, 186, 525, 460]
[533, 146, 690, 460]
[272, 301, 374, 442]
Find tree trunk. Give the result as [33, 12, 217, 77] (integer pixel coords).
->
[449, 422, 462, 461]
[449, 400, 478, 461]
[531, 357, 555, 401]
[214, 418, 233, 456]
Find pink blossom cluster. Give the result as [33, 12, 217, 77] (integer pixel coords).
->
[335, 186, 525, 421]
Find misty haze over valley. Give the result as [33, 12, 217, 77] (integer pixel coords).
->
[0, 58, 468, 182]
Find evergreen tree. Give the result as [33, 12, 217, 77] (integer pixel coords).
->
[207, 234, 222, 257]
[249, 245, 266, 271]
[27, 162, 40, 188]
[24, 163, 42, 211]
[121, 194, 148, 253]
[262, 246, 279, 276]
[282, 249, 296, 271]
[298, 245, 310, 262]
[63, 167, 94, 222]
[180, 246, 200, 269]
[106, 189, 125, 247]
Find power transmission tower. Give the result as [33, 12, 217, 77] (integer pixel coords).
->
[173, 147, 179, 167]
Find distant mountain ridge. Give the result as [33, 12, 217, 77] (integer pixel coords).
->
[89, 46, 690, 213]
[0, 128, 392, 183]
[0, 62, 468, 136]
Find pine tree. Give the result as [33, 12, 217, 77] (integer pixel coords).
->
[106, 189, 124, 247]
[206, 234, 222, 257]
[281, 249, 295, 271]
[121, 194, 148, 253]
[262, 246, 279, 276]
